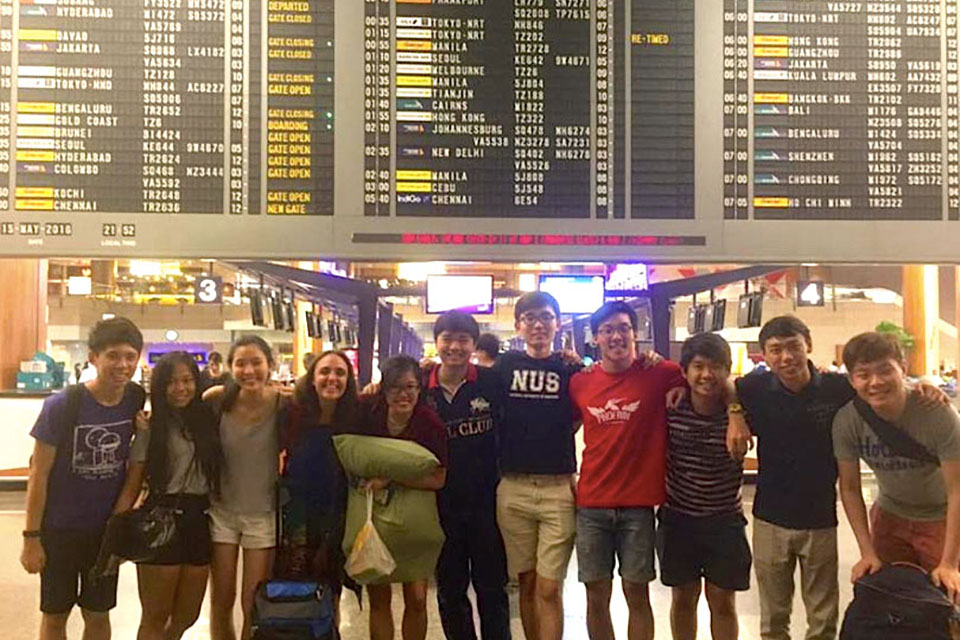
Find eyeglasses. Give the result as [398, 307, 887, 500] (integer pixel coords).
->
[519, 312, 557, 326]
[596, 324, 634, 338]
[386, 383, 420, 398]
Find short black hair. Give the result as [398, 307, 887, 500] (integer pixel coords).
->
[208, 351, 223, 365]
[515, 291, 561, 321]
[842, 332, 905, 373]
[758, 315, 812, 350]
[433, 311, 479, 342]
[379, 355, 423, 406]
[680, 333, 732, 371]
[590, 301, 638, 336]
[88, 317, 143, 354]
[476, 333, 500, 358]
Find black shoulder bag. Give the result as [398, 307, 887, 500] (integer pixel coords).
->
[852, 397, 939, 466]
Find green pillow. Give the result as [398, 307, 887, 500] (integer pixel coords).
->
[333, 434, 439, 483]
[343, 485, 445, 584]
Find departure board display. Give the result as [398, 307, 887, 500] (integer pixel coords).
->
[362, 0, 694, 221]
[1, 0, 960, 263]
[724, 0, 953, 222]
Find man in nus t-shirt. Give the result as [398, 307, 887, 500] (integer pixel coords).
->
[570, 301, 684, 640]
[21, 317, 146, 640]
[493, 291, 580, 640]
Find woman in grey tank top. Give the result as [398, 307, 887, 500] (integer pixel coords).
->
[203, 336, 287, 640]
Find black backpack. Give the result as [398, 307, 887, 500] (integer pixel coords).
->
[840, 564, 958, 640]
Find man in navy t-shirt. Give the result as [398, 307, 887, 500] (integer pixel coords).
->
[21, 317, 146, 640]
[424, 311, 510, 640]
[492, 291, 580, 640]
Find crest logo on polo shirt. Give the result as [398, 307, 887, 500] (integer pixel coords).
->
[470, 397, 491, 414]
[587, 398, 640, 425]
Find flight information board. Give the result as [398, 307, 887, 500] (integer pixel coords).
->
[724, 0, 954, 222]
[1, 0, 959, 263]
[363, 0, 694, 221]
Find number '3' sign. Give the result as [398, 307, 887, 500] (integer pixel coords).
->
[195, 276, 223, 304]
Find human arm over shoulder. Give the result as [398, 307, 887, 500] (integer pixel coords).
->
[201, 383, 225, 406]
[725, 377, 754, 460]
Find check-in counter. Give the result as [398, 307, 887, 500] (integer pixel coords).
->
[0, 390, 52, 479]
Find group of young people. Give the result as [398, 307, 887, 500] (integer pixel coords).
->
[18, 291, 960, 640]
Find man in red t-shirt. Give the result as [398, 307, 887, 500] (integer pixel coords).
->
[570, 301, 684, 640]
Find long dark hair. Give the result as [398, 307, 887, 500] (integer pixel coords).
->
[221, 335, 275, 413]
[147, 352, 222, 496]
[293, 350, 361, 431]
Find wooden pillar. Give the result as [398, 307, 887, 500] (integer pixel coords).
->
[0, 259, 48, 390]
[902, 265, 939, 376]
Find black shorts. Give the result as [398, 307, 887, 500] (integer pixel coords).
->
[41, 528, 118, 614]
[656, 507, 752, 591]
[136, 494, 212, 567]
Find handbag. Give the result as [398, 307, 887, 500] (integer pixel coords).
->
[92, 440, 199, 577]
[111, 499, 181, 562]
[90, 497, 181, 578]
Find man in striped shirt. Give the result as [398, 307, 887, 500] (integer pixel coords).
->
[658, 333, 750, 640]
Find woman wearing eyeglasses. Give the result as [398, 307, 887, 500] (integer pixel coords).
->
[359, 355, 448, 640]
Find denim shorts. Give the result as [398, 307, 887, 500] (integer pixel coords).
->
[576, 507, 656, 584]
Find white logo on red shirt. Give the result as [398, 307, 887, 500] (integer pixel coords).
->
[586, 398, 641, 425]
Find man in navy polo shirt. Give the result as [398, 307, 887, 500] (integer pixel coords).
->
[425, 311, 510, 640]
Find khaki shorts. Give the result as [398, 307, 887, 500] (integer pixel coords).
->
[209, 505, 277, 549]
[496, 473, 576, 581]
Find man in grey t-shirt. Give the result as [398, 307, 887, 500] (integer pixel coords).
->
[834, 331, 960, 603]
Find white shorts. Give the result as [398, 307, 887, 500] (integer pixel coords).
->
[208, 506, 277, 549]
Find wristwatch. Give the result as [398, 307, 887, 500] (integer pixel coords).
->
[22, 530, 40, 539]
[727, 402, 744, 414]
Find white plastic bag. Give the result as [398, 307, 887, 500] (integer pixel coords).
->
[345, 490, 396, 584]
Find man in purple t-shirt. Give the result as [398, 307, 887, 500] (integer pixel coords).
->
[21, 317, 146, 640]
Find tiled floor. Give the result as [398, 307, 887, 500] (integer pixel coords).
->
[0, 483, 868, 639]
